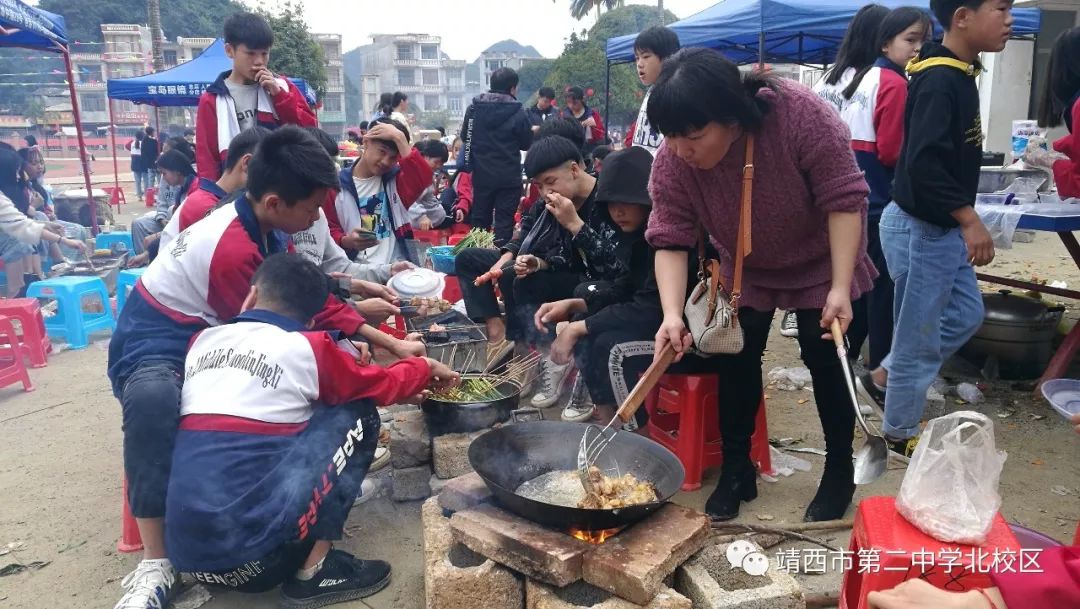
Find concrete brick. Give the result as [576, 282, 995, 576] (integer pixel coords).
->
[429, 474, 452, 496]
[437, 471, 492, 513]
[674, 542, 805, 609]
[392, 464, 432, 501]
[389, 409, 431, 468]
[422, 498, 524, 609]
[583, 504, 710, 605]
[432, 430, 485, 479]
[527, 579, 691, 609]
[450, 503, 591, 587]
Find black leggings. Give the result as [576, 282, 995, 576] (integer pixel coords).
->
[456, 247, 580, 345]
[848, 220, 893, 369]
[712, 308, 855, 468]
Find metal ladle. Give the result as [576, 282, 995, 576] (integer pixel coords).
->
[577, 344, 677, 492]
[831, 319, 889, 485]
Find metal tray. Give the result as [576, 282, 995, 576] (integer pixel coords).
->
[408, 310, 487, 373]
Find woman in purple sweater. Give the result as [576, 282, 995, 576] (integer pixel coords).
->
[646, 49, 876, 522]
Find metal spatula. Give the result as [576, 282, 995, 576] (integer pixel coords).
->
[830, 319, 888, 485]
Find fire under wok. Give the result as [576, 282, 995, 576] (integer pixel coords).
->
[468, 420, 685, 531]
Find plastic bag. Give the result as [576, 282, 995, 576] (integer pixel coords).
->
[767, 367, 812, 391]
[896, 411, 1007, 544]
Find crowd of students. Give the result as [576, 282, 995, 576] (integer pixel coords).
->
[6, 1, 1062, 608]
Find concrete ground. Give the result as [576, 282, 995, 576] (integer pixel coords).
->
[0, 202, 1078, 609]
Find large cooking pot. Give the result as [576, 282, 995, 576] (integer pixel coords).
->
[468, 420, 685, 531]
[961, 290, 1064, 379]
[421, 376, 521, 435]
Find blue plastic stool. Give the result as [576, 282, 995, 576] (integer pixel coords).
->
[95, 231, 134, 254]
[116, 268, 146, 313]
[26, 276, 115, 349]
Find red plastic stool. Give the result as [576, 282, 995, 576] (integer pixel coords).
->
[450, 223, 471, 235]
[840, 496, 1020, 609]
[443, 276, 462, 303]
[412, 229, 447, 246]
[645, 373, 772, 491]
[118, 477, 143, 553]
[0, 316, 33, 392]
[0, 298, 51, 367]
[448, 233, 466, 246]
[144, 187, 156, 209]
[103, 186, 126, 212]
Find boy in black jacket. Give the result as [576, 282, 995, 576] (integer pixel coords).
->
[456, 136, 619, 385]
[460, 67, 533, 244]
[858, 0, 1013, 456]
[530, 147, 655, 424]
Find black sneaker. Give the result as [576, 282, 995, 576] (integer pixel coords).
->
[280, 549, 391, 609]
[855, 371, 886, 411]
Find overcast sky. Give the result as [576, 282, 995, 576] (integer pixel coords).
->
[264, 0, 718, 61]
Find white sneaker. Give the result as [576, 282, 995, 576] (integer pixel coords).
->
[531, 358, 573, 408]
[114, 559, 178, 609]
[370, 446, 390, 472]
[780, 310, 799, 338]
[354, 478, 380, 505]
[561, 376, 594, 422]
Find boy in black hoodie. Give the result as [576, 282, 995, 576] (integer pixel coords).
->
[460, 67, 533, 244]
[858, 0, 1013, 456]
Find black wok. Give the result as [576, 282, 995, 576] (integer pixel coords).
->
[468, 420, 685, 531]
[421, 377, 521, 436]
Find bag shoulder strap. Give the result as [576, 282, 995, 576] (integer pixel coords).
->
[731, 134, 754, 305]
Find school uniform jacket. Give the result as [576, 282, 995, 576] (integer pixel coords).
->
[159, 178, 228, 251]
[323, 150, 432, 259]
[840, 58, 908, 216]
[106, 196, 365, 396]
[166, 309, 430, 571]
[195, 70, 317, 181]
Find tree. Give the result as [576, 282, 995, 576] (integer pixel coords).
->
[148, 0, 164, 125]
[516, 59, 555, 105]
[256, 2, 327, 101]
[566, 0, 625, 22]
[544, 5, 677, 129]
[38, 0, 247, 45]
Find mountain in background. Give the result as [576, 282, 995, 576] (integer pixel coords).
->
[475, 39, 543, 62]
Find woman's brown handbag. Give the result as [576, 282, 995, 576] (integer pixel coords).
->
[684, 134, 754, 355]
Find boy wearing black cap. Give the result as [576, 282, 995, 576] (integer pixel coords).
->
[530, 147, 662, 424]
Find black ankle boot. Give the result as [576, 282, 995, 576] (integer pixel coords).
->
[705, 460, 757, 521]
[803, 460, 856, 522]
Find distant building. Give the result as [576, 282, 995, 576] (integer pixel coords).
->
[69, 24, 153, 130]
[314, 33, 346, 138]
[351, 33, 469, 133]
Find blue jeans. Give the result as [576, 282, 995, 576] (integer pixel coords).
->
[133, 170, 146, 198]
[879, 203, 984, 438]
[120, 360, 183, 518]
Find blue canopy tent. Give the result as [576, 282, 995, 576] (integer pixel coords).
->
[105, 38, 316, 189]
[603, 0, 1042, 123]
[606, 0, 1042, 65]
[0, 0, 98, 229]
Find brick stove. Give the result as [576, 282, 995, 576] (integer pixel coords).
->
[424, 472, 714, 608]
[425, 472, 808, 609]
